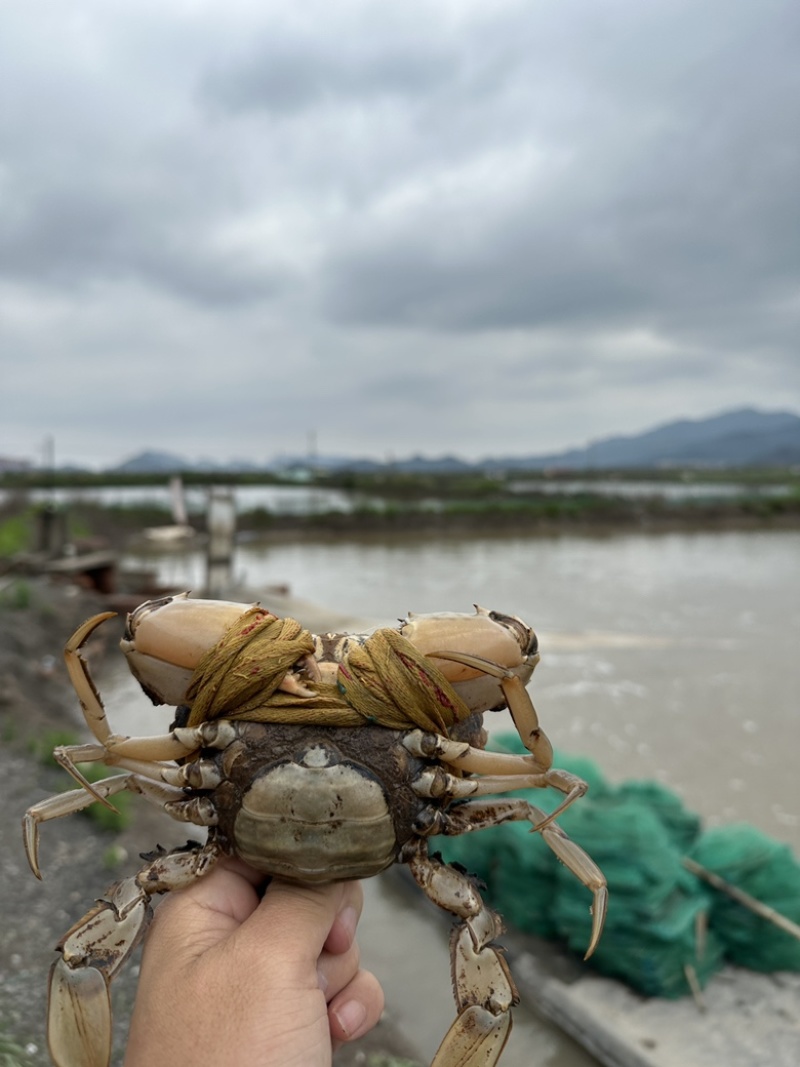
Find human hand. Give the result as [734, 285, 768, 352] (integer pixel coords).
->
[124, 859, 385, 1067]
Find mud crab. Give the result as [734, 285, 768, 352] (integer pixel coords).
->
[24, 594, 607, 1067]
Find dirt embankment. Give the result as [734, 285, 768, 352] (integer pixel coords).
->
[0, 579, 422, 1067]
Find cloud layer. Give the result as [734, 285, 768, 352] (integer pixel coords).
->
[2, 1, 798, 466]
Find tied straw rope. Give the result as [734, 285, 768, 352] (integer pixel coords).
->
[184, 607, 473, 735]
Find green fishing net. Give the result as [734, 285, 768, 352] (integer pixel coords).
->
[433, 734, 798, 997]
[689, 824, 800, 971]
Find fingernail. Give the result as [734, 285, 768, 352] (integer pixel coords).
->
[333, 998, 367, 1038]
[316, 968, 329, 995]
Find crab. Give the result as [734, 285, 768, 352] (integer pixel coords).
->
[23, 594, 608, 1067]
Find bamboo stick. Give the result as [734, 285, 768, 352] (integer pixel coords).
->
[683, 857, 800, 941]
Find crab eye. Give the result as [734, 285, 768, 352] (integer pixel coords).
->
[487, 610, 537, 656]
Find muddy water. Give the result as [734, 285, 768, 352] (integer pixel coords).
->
[109, 529, 799, 1066]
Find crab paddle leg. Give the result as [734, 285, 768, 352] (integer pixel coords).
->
[405, 840, 517, 1067]
[47, 840, 221, 1067]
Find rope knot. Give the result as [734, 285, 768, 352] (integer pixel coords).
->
[183, 609, 473, 733]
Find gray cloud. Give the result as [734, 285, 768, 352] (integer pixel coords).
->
[316, 2, 800, 352]
[0, 0, 797, 467]
[201, 26, 457, 115]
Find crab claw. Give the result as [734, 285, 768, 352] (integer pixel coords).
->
[401, 608, 535, 683]
[121, 594, 261, 705]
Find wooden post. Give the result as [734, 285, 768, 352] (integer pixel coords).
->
[36, 504, 67, 558]
[205, 488, 236, 599]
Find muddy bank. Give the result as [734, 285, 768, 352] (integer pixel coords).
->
[0, 580, 422, 1067]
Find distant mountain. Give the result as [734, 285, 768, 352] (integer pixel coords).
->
[487, 408, 800, 470]
[113, 450, 190, 473]
[109, 408, 800, 474]
[112, 451, 266, 474]
[271, 453, 381, 473]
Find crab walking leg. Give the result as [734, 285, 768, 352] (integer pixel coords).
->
[405, 840, 517, 1067]
[23, 774, 194, 879]
[48, 840, 221, 1067]
[404, 730, 588, 831]
[58, 609, 200, 808]
[49, 743, 188, 808]
[49, 720, 240, 807]
[435, 798, 608, 958]
[23, 774, 135, 879]
[412, 768, 582, 805]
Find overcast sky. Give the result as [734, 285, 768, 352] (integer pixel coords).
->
[2, 0, 798, 468]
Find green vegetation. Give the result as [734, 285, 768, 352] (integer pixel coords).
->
[103, 843, 129, 870]
[1, 468, 798, 550]
[0, 580, 32, 610]
[232, 481, 800, 537]
[0, 1027, 33, 1067]
[28, 730, 81, 765]
[3, 464, 798, 495]
[0, 511, 34, 556]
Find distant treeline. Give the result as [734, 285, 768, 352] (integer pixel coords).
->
[2, 465, 798, 494]
[2, 468, 799, 556]
[6, 484, 794, 551]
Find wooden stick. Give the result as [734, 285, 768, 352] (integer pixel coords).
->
[683, 857, 800, 941]
[683, 963, 707, 1012]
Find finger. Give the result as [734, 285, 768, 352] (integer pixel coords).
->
[241, 879, 362, 965]
[143, 859, 264, 968]
[317, 938, 360, 1002]
[328, 969, 385, 1046]
[323, 880, 363, 955]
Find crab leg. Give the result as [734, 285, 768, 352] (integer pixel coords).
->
[58, 611, 198, 808]
[23, 774, 135, 879]
[405, 840, 516, 1067]
[48, 840, 221, 1067]
[428, 651, 552, 763]
[404, 730, 588, 830]
[63, 612, 118, 743]
[23, 773, 192, 879]
[412, 767, 578, 803]
[48, 721, 240, 810]
[435, 798, 608, 958]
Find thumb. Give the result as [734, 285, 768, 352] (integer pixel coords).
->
[238, 879, 353, 966]
[142, 860, 265, 968]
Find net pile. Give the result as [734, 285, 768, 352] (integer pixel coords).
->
[689, 824, 800, 972]
[435, 733, 800, 998]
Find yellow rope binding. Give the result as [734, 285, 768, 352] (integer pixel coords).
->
[184, 607, 473, 734]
